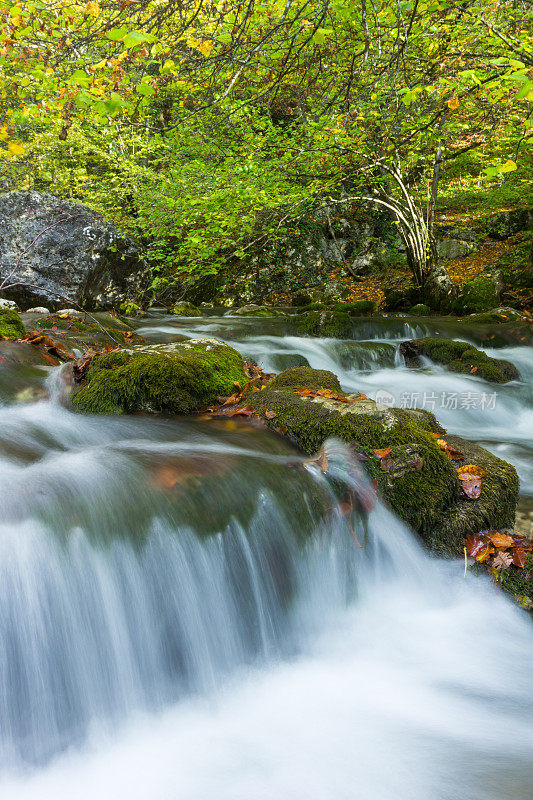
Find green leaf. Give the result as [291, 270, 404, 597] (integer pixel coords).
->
[122, 30, 156, 48]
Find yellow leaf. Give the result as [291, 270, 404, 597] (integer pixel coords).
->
[456, 464, 487, 476]
[85, 1, 100, 17]
[447, 96, 459, 110]
[7, 141, 25, 156]
[0, 125, 8, 141]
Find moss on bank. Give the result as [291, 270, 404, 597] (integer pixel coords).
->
[400, 337, 520, 383]
[0, 309, 25, 339]
[71, 339, 247, 415]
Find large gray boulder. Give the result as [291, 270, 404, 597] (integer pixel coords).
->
[0, 191, 149, 310]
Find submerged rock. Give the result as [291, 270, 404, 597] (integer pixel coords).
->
[70, 338, 247, 415]
[400, 338, 519, 383]
[246, 366, 518, 552]
[0, 191, 149, 310]
[0, 309, 25, 339]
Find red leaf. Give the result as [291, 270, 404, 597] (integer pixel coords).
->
[512, 548, 528, 569]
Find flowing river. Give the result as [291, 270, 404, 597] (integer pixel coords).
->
[0, 312, 532, 799]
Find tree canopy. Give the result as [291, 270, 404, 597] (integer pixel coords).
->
[1, 0, 531, 299]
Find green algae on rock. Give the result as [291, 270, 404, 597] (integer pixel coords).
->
[400, 337, 520, 383]
[0, 309, 25, 340]
[71, 338, 247, 415]
[246, 366, 518, 551]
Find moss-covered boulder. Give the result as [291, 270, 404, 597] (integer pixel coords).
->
[332, 300, 378, 316]
[71, 338, 247, 415]
[461, 307, 529, 324]
[400, 338, 519, 383]
[458, 275, 500, 313]
[170, 302, 202, 316]
[295, 310, 353, 338]
[409, 303, 431, 316]
[246, 367, 518, 552]
[0, 309, 25, 339]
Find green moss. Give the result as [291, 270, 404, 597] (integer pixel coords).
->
[170, 303, 202, 316]
[249, 370, 457, 535]
[457, 275, 500, 313]
[404, 337, 519, 383]
[333, 300, 378, 316]
[71, 339, 247, 415]
[409, 303, 431, 316]
[428, 435, 518, 556]
[295, 310, 353, 338]
[0, 309, 25, 339]
[268, 366, 342, 393]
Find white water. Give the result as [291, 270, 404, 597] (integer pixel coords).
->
[1, 316, 533, 799]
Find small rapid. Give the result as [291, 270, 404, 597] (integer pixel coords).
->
[1, 313, 532, 799]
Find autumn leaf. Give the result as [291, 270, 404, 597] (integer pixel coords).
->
[459, 475, 481, 499]
[512, 548, 528, 568]
[373, 447, 392, 458]
[85, 1, 100, 16]
[492, 551, 513, 570]
[447, 96, 459, 110]
[465, 532, 490, 558]
[488, 531, 515, 548]
[303, 446, 329, 474]
[265, 410, 277, 419]
[457, 464, 487, 477]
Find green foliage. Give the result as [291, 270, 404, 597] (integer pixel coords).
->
[1, 0, 531, 298]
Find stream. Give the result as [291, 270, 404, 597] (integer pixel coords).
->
[0, 313, 532, 799]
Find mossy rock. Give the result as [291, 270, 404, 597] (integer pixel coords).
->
[268, 366, 342, 393]
[246, 367, 518, 552]
[456, 275, 500, 313]
[71, 338, 247, 415]
[409, 304, 431, 316]
[333, 300, 378, 316]
[427, 435, 519, 556]
[295, 310, 353, 338]
[0, 309, 25, 339]
[400, 337, 519, 383]
[232, 304, 284, 317]
[170, 303, 202, 317]
[462, 307, 528, 324]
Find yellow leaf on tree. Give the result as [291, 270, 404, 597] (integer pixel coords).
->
[447, 96, 459, 110]
[85, 1, 100, 16]
[7, 141, 25, 156]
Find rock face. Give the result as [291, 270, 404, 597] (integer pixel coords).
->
[0, 191, 149, 310]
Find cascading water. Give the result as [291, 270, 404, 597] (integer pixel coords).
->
[1, 314, 533, 800]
